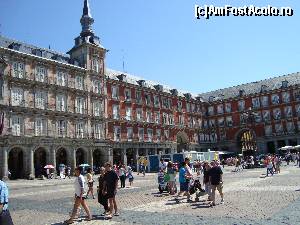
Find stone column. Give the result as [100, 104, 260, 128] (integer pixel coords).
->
[274, 141, 278, 153]
[135, 148, 139, 173]
[108, 147, 113, 164]
[1, 147, 8, 179]
[144, 148, 149, 157]
[28, 148, 35, 179]
[122, 148, 127, 166]
[70, 149, 76, 172]
[88, 148, 93, 170]
[50, 148, 56, 169]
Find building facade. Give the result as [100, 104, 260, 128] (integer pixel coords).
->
[0, 0, 300, 179]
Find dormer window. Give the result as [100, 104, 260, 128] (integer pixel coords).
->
[137, 80, 145, 87]
[282, 80, 288, 88]
[8, 43, 21, 51]
[154, 85, 163, 92]
[184, 93, 192, 100]
[170, 89, 178, 96]
[239, 89, 245, 97]
[92, 58, 99, 73]
[261, 85, 267, 93]
[117, 74, 126, 82]
[208, 96, 215, 102]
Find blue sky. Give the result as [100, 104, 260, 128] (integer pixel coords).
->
[0, 0, 299, 94]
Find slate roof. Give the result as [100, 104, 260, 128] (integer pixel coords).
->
[0, 35, 80, 67]
[198, 72, 300, 102]
[1, 35, 300, 103]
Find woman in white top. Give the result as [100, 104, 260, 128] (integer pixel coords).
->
[65, 167, 92, 224]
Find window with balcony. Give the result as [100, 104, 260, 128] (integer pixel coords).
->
[75, 97, 86, 114]
[127, 127, 133, 141]
[254, 111, 262, 123]
[191, 104, 196, 113]
[262, 110, 271, 122]
[57, 71, 67, 86]
[271, 94, 280, 105]
[154, 95, 160, 108]
[138, 128, 144, 141]
[112, 86, 119, 100]
[155, 111, 160, 124]
[124, 89, 131, 101]
[112, 105, 120, 119]
[93, 101, 102, 116]
[284, 106, 292, 118]
[252, 97, 260, 108]
[275, 123, 283, 134]
[146, 111, 152, 123]
[125, 107, 132, 120]
[209, 119, 215, 128]
[35, 118, 47, 136]
[13, 61, 25, 78]
[11, 87, 24, 106]
[75, 75, 84, 90]
[92, 58, 99, 73]
[238, 100, 245, 111]
[282, 92, 290, 103]
[145, 93, 151, 106]
[226, 116, 233, 127]
[114, 126, 121, 141]
[76, 122, 85, 138]
[273, 108, 281, 120]
[179, 115, 184, 126]
[203, 120, 208, 128]
[57, 120, 67, 137]
[225, 103, 231, 113]
[93, 80, 102, 94]
[156, 129, 161, 142]
[36, 66, 47, 82]
[286, 122, 295, 133]
[293, 90, 300, 102]
[94, 123, 104, 139]
[217, 104, 224, 114]
[164, 130, 169, 140]
[163, 113, 168, 125]
[147, 129, 153, 142]
[218, 117, 224, 127]
[295, 105, 300, 117]
[35, 90, 47, 109]
[162, 98, 169, 109]
[136, 91, 142, 104]
[169, 114, 174, 125]
[11, 115, 23, 136]
[261, 96, 269, 107]
[264, 125, 272, 136]
[208, 106, 214, 116]
[177, 101, 182, 112]
[56, 94, 66, 112]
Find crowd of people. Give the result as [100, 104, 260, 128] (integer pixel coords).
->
[159, 157, 224, 207]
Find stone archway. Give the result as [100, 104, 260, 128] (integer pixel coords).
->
[93, 149, 104, 168]
[177, 131, 189, 153]
[113, 149, 122, 166]
[56, 148, 68, 167]
[237, 129, 257, 156]
[8, 147, 24, 179]
[34, 147, 48, 177]
[76, 148, 86, 166]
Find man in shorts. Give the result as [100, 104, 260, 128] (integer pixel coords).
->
[175, 161, 192, 203]
[103, 162, 119, 219]
[209, 161, 224, 206]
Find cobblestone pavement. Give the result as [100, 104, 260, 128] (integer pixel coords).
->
[8, 165, 300, 225]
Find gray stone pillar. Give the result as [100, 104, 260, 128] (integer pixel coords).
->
[70, 149, 76, 172]
[50, 148, 56, 169]
[88, 148, 93, 170]
[1, 147, 8, 179]
[274, 141, 278, 153]
[145, 148, 149, 156]
[28, 149, 34, 179]
[122, 148, 127, 166]
[135, 148, 139, 173]
[108, 147, 113, 164]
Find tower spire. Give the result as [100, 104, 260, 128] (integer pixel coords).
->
[80, 0, 94, 37]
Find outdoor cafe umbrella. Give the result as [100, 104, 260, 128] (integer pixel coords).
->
[44, 165, 55, 169]
[280, 146, 294, 151]
[79, 164, 90, 167]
